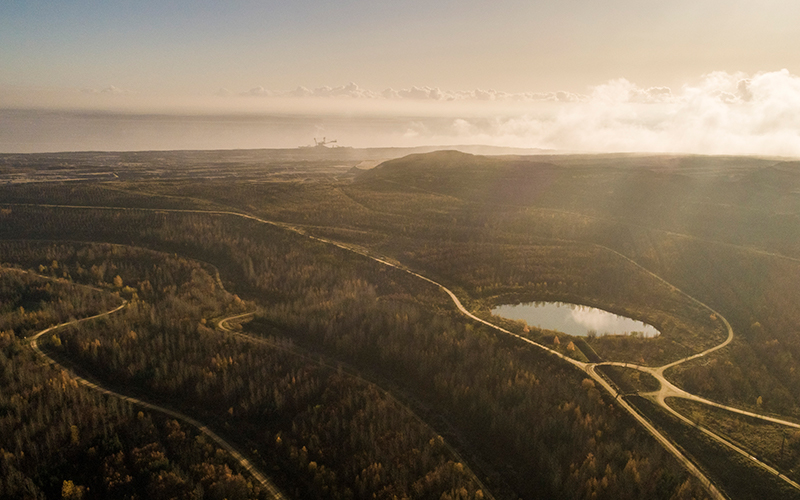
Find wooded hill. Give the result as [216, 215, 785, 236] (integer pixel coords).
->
[1, 208, 706, 499]
[4, 148, 800, 498]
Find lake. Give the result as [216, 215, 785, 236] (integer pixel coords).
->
[491, 302, 660, 338]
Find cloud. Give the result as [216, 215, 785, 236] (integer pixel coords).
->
[242, 86, 273, 96]
[312, 82, 375, 98]
[375, 70, 800, 156]
[373, 86, 587, 102]
[81, 85, 130, 95]
[589, 79, 679, 104]
[288, 86, 312, 97]
[242, 82, 375, 99]
[224, 71, 800, 156]
[235, 83, 590, 102]
[7, 71, 800, 156]
[396, 86, 444, 100]
[382, 88, 400, 99]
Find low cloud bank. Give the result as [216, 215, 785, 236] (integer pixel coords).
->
[406, 70, 800, 156]
[229, 70, 800, 156]
[3, 71, 800, 156]
[240, 82, 586, 102]
[235, 71, 779, 105]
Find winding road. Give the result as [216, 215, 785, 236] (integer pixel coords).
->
[218, 207, 800, 498]
[10, 201, 800, 499]
[216, 311, 498, 500]
[24, 291, 286, 500]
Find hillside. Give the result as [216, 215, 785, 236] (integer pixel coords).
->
[3, 148, 800, 499]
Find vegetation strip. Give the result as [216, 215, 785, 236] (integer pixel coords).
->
[5, 202, 726, 498]
[13, 200, 800, 498]
[216, 311, 497, 500]
[26, 297, 287, 500]
[659, 398, 800, 490]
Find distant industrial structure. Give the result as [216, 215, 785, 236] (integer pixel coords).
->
[301, 137, 340, 148]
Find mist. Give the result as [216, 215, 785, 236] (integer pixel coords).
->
[2, 70, 800, 156]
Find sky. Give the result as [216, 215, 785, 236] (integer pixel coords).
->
[3, 0, 800, 154]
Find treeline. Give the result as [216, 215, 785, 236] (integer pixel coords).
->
[0, 240, 241, 322]
[253, 281, 702, 500]
[3, 240, 486, 499]
[319, 165, 800, 417]
[387, 239, 725, 366]
[622, 234, 800, 416]
[0, 273, 271, 500]
[0, 269, 120, 337]
[629, 397, 800, 500]
[669, 398, 800, 483]
[4, 154, 798, 495]
[0, 207, 709, 499]
[349, 151, 800, 258]
[56, 307, 484, 499]
[0, 182, 213, 211]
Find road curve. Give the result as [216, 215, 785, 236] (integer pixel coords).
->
[28, 302, 286, 500]
[216, 311, 498, 500]
[11, 201, 797, 498]
[399, 249, 800, 494]
[600, 359, 800, 429]
[657, 396, 800, 491]
[292, 233, 728, 500]
[315, 218, 800, 496]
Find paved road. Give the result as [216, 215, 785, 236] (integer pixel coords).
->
[26, 297, 286, 500]
[294, 209, 800, 495]
[293, 232, 728, 500]
[12, 201, 800, 498]
[593, 312, 800, 492]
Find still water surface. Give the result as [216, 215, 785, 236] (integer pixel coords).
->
[491, 302, 660, 337]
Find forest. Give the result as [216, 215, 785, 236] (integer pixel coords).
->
[2, 148, 800, 499]
[0, 267, 273, 499]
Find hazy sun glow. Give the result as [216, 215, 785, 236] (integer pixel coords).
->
[2, 1, 800, 154]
